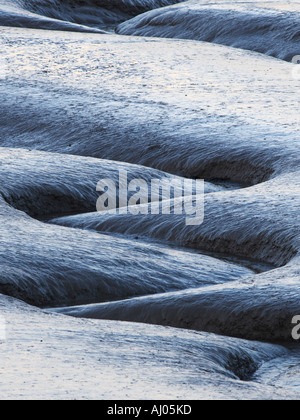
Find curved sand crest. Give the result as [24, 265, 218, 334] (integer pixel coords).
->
[116, 1, 300, 61]
[0, 1, 106, 32]
[52, 172, 300, 267]
[53, 269, 300, 342]
[0, 195, 253, 307]
[0, 147, 222, 219]
[1, 293, 299, 399]
[0, 30, 299, 185]
[15, 0, 184, 29]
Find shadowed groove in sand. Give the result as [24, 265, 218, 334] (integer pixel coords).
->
[52, 269, 300, 342]
[0, 147, 225, 219]
[1, 0, 184, 31]
[0, 0, 108, 32]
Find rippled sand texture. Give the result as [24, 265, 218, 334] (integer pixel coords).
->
[2, 294, 299, 400]
[0, 0, 300, 400]
[117, 1, 300, 61]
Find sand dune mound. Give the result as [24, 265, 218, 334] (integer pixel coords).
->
[117, 1, 300, 61]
